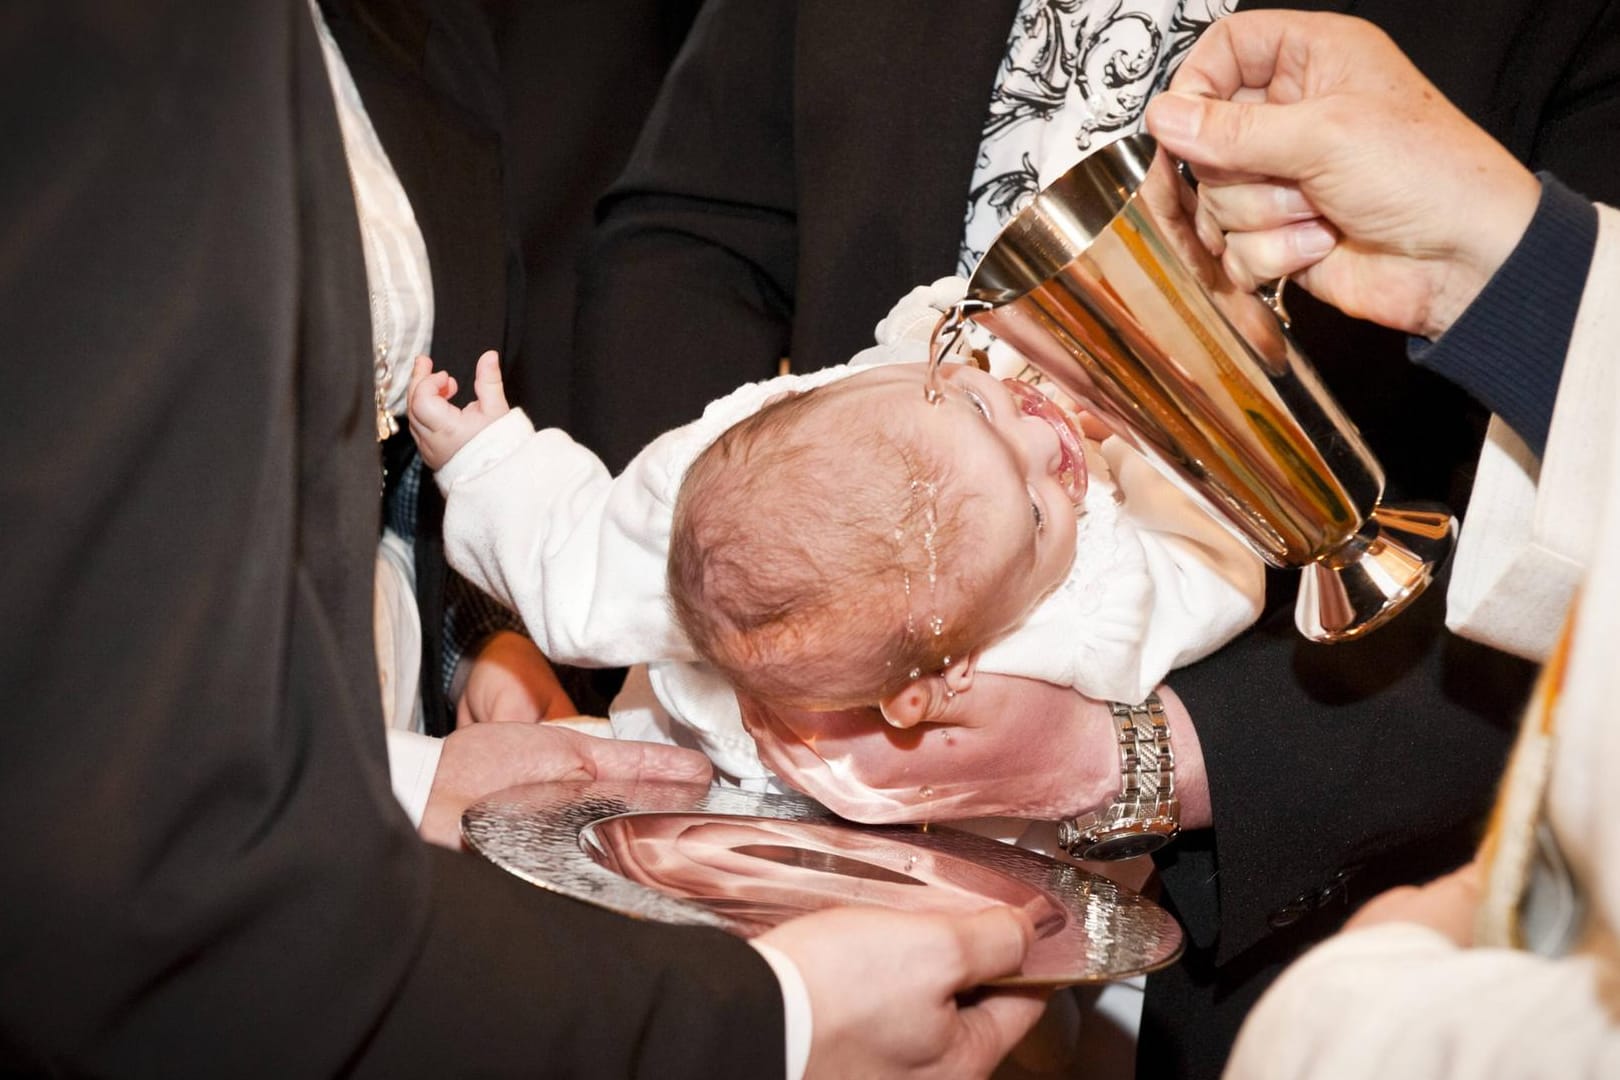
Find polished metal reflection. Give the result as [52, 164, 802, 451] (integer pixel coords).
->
[966, 133, 1455, 640]
[463, 781, 1184, 987]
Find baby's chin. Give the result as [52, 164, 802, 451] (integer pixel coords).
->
[1027, 558, 1075, 618]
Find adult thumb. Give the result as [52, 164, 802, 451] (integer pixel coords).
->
[1145, 91, 1323, 182]
[950, 906, 1034, 990]
[570, 730, 716, 785]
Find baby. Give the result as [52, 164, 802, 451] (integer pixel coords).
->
[409, 282, 1263, 780]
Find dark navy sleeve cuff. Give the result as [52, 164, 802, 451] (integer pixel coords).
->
[1409, 175, 1598, 458]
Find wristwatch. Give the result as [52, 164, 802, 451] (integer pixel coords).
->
[1057, 693, 1180, 861]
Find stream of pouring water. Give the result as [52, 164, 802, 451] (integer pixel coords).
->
[923, 299, 992, 403]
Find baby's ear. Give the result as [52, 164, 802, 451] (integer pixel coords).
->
[878, 679, 935, 729]
[877, 653, 978, 728]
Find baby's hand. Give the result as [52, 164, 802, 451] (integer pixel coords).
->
[873, 276, 969, 347]
[407, 350, 510, 470]
[1071, 406, 1115, 442]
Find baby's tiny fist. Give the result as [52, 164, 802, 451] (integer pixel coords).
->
[406, 355, 468, 471]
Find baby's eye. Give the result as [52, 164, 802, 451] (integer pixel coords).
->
[963, 388, 991, 419]
[1030, 491, 1047, 533]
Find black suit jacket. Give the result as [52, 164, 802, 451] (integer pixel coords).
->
[0, 3, 783, 1073]
[571, 1, 1620, 1075]
[480, 0, 706, 430]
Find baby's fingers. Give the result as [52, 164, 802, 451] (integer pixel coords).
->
[472, 350, 511, 419]
[1072, 409, 1114, 442]
[406, 354, 457, 409]
[407, 354, 434, 403]
[408, 368, 461, 433]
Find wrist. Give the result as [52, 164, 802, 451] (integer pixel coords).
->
[1057, 692, 1179, 860]
[1156, 685, 1210, 829]
[1054, 688, 1209, 822]
[1054, 685, 1210, 861]
[1049, 694, 1122, 819]
[1423, 168, 1541, 339]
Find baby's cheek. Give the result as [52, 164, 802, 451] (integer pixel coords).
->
[1036, 525, 1080, 606]
[1058, 516, 1080, 573]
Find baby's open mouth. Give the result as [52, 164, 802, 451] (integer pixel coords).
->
[1002, 378, 1088, 505]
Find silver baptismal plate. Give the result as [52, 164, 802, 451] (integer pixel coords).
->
[462, 780, 1184, 987]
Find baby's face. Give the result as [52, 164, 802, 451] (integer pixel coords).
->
[842, 362, 1084, 632]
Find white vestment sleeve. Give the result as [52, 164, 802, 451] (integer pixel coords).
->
[1225, 925, 1620, 1080]
[1448, 206, 1620, 660]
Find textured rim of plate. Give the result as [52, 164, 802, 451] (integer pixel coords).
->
[462, 780, 1184, 987]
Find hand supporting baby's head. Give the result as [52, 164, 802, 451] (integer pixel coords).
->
[668, 376, 1015, 724]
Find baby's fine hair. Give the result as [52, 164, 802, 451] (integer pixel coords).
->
[668, 380, 994, 709]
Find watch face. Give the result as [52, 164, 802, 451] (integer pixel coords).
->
[1081, 832, 1171, 861]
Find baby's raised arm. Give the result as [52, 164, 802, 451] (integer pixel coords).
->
[406, 350, 510, 470]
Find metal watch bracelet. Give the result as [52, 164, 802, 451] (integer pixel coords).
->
[1057, 692, 1180, 861]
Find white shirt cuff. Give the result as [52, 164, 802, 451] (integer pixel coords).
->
[385, 728, 444, 827]
[750, 940, 812, 1080]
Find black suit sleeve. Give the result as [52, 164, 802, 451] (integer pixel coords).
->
[0, 5, 783, 1075]
[357, 849, 788, 1079]
[571, 0, 799, 472]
